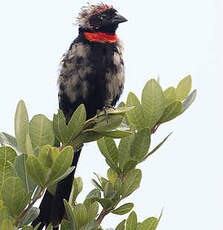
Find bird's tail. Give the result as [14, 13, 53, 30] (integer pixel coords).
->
[32, 149, 81, 230]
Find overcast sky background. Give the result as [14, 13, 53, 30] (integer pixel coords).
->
[0, 0, 222, 229]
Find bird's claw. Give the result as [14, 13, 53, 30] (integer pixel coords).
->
[103, 105, 114, 124]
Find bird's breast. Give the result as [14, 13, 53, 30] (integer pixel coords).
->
[58, 40, 124, 119]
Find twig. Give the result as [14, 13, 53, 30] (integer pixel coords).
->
[151, 123, 160, 134]
[97, 209, 110, 225]
[15, 187, 45, 226]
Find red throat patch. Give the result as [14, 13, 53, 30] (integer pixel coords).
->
[84, 32, 117, 43]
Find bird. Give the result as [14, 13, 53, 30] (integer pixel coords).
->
[32, 3, 127, 229]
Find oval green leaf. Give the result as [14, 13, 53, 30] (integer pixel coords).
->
[15, 154, 36, 193]
[26, 155, 47, 187]
[0, 146, 17, 187]
[130, 128, 151, 162]
[176, 75, 192, 101]
[29, 114, 55, 149]
[126, 92, 146, 130]
[137, 217, 159, 230]
[47, 146, 73, 185]
[182, 89, 197, 113]
[121, 169, 142, 198]
[112, 203, 134, 215]
[14, 100, 29, 154]
[163, 87, 176, 107]
[159, 101, 182, 123]
[67, 104, 86, 143]
[126, 211, 137, 230]
[141, 79, 165, 129]
[1, 177, 27, 217]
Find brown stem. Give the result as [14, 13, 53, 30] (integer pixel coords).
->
[151, 123, 160, 134]
[97, 209, 110, 225]
[15, 187, 45, 226]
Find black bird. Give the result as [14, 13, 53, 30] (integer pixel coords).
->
[32, 3, 127, 229]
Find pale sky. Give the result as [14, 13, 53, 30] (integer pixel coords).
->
[0, 0, 222, 229]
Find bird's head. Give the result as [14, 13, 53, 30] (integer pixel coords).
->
[77, 3, 127, 34]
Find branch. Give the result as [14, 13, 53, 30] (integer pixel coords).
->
[97, 209, 110, 225]
[15, 187, 45, 226]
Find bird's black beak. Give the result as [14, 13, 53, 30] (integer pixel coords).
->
[112, 13, 128, 24]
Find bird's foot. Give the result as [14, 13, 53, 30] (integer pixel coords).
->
[103, 105, 114, 124]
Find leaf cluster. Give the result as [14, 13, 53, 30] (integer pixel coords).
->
[0, 76, 196, 229]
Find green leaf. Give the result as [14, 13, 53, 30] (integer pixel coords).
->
[48, 146, 60, 163]
[50, 166, 75, 183]
[137, 217, 159, 230]
[182, 89, 197, 113]
[48, 165, 75, 194]
[118, 102, 125, 108]
[67, 104, 86, 143]
[25, 134, 34, 154]
[118, 135, 134, 170]
[91, 179, 103, 191]
[101, 177, 109, 189]
[21, 207, 40, 225]
[21, 226, 34, 230]
[29, 114, 55, 149]
[123, 160, 137, 174]
[33, 223, 42, 230]
[130, 129, 150, 162]
[97, 137, 118, 167]
[1, 177, 27, 217]
[91, 114, 125, 132]
[112, 203, 134, 215]
[84, 189, 101, 207]
[73, 130, 103, 148]
[53, 110, 69, 144]
[141, 79, 165, 129]
[38, 145, 52, 169]
[0, 160, 14, 189]
[163, 87, 176, 107]
[94, 198, 112, 209]
[46, 224, 53, 230]
[0, 146, 17, 187]
[61, 220, 73, 230]
[97, 107, 134, 115]
[126, 92, 145, 130]
[114, 178, 122, 196]
[104, 182, 116, 199]
[87, 202, 99, 221]
[26, 155, 47, 187]
[71, 177, 83, 203]
[14, 100, 29, 154]
[0, 132, 20, 153]
[121, 169, 142, 198]
[107, 168, 118, 186]
[159, 101, 182, 123]
[81, 220, 98, 230]
[47, 146, 73, 185]
[0, 146, 17, 163]
[1, 219, 14, 230]
[142, 133, 172, 162]
[85, 189, 101, 200]
[100, 130, 133, 138]
[64, 200, 77, 230]
[15, 154, 36, 193]
[73, 204, 88, 228]
[0, 206, 10, 226]
[115, 220, 126, 230]
[176, 75, 192, 101]
[126, 211, 137, 230]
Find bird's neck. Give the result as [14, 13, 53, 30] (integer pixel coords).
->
[79, 26, 118, 43]
[83, 32, 117, 43]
